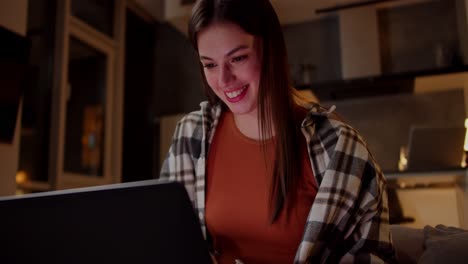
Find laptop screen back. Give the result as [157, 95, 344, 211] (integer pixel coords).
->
[0, 180, 211, 264]
[407, 126, 466, 171]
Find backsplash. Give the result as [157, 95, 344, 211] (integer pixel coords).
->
[323, 89, 466, 172]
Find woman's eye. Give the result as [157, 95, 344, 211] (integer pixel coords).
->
[232, 55, 248, 63]
[203, 63, 216, 69]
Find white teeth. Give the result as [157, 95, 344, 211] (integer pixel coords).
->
[226, 85, 247, 99]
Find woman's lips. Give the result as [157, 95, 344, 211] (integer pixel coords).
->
[224, 84, 248, 103]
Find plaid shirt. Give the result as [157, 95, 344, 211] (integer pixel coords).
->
[160, 101, 397, 263]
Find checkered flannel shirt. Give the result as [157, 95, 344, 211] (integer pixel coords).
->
[160, 101, 397, 263]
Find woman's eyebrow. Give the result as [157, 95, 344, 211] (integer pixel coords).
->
[226, 45, 249, 56]
[199, 45, 249, 60]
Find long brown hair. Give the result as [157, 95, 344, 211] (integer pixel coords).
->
[189, 0, 301, 223]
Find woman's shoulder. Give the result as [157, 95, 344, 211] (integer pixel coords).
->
[302, 103, 381, 177]
[301, 103, 343, 129]
[174, 101, 222, 135]
[302, 103, 369, 149]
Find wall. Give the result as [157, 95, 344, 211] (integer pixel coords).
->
[164, 0, 191, 35]
[411, 69, 468, 229]
[122, 9, 157, 182]
[0, 0, 28, 196]
[0, 0, 28, 36]
[280, 0, 464, 81]
[152, 22, 205, 173]
[456, 0, 468, 65]
[283, 17, 342, 83]
[153, 22, 205, 117]
[324, 89, 467, 228]
[324, 89, 465, 172]
[414, 73, 468, 115]
[133, 0, 165, 21]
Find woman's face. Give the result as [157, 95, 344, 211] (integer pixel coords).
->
[197, 22, 262, 116]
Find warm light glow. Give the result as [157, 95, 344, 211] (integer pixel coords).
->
[16, 170, 28, 184]
[398, 146, 408, 171]
[464, 119, 468, 151]
[461, 152, 467, 168]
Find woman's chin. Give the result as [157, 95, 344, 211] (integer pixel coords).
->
[226, 104, 257, 116]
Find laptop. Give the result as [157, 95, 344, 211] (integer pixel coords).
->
[406, 126, 466, 171]
[0, 180, 212, 264]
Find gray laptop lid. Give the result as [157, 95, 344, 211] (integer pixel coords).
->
[0, 180, 211, 264]
[406, 126, 466, 171]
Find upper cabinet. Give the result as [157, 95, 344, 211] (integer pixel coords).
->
[71, 0, 116, 37]
[284, 0, 468, 93]
[132, 0, 193, 34]
[51, 0, 125, 190]
[17, 0, 126, 193]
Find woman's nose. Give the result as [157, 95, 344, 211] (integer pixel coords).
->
[219, 64, 235, 87]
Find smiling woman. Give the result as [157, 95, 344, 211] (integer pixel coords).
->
[160, 0, 397, 263]
[198, 23, 262, 135]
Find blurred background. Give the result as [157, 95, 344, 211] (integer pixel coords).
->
[1, 0, 468, 229]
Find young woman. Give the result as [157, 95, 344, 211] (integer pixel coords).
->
[160, 0, 396, 263]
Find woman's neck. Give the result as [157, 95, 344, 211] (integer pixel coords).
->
[232, 109, 274, 140]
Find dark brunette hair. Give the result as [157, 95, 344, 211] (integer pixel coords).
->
[189, 0, 301, 222]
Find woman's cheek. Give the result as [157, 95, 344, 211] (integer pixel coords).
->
[205, 75, 215, 89]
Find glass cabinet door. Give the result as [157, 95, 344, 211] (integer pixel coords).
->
[64, 37, 108, 177]
[58, 19, 115, 187]
[71, 0, 115, 37]
[18, 0, 126, 193]
[16, 0, 124, 193]
[50, 0, 122, 190]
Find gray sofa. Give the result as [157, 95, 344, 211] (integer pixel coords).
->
[391, 225, 468, 264]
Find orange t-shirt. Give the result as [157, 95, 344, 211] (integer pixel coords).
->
[206, 110, 318, 264]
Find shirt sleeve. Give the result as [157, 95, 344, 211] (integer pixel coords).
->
[159, 115, 198, 202]
[296, 118, 397, 264]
